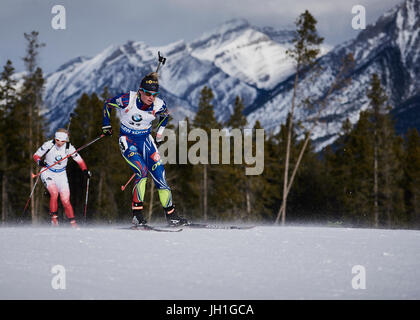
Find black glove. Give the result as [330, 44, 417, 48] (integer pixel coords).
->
[154, 135, 163, 148]
[83, 170, 92, 178]
[38, 159, 47, 167]
[102, 125, 112, 136]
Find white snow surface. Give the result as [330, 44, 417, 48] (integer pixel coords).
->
[1, 224, 420, 300]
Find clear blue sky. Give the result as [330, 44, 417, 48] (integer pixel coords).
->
[0, 0, 404, 74]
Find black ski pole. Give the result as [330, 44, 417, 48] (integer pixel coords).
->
[23, 175, 40, 215]
[155, 51, 166, 73]
[84, 174, 90, 223]
[67, 112, 75, 131]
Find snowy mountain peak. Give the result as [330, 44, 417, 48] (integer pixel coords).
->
[397, 0, 419, 26]
[189, 18, 252, 52]
[55, 56, 90, 73]
[394, 0, 420, 54]
[201, 18, 251, 39]
[248, 0, 420, 151]
[152, 40, 188, 57]
[256, 26, 295, 45]
[356, 0, 419, 50]
[41, 17, 300, 131]
[40, 1, 420, 149]
[218, 18, 250, 31]
[188, 18, 300, 90]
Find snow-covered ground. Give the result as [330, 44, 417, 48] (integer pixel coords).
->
[1, 224, 419, 300]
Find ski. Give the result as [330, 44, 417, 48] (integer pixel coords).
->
[180, 223, 255, 230]
[120, 223, 254, 231]
[121, 225, 183, 232]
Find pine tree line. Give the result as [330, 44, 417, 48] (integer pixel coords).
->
[61, 81, 420, 229]
[1, 26, 420, 229]
[0, 31, 47, 224]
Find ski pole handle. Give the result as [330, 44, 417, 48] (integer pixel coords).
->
[155, 51, 166, 73]
[31, 134, 105, 178]
[121, 173, 136, 191]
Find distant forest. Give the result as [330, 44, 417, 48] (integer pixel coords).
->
[1, 24, 420, 230]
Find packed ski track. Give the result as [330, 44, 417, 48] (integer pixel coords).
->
[1, 224, 420, 300]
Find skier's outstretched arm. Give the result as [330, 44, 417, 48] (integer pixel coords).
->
[69, 144, 90, 176]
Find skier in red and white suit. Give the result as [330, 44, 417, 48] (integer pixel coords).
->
[33, 129, 90, 227]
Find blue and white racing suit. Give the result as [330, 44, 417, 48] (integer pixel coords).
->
[103, 91, 172, 208]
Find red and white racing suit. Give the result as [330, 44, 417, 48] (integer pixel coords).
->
[33, 140, 87, 220]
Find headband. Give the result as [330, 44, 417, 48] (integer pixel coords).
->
[55, 131, 69, 142]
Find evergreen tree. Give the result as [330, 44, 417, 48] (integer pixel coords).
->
[367, 73, 404, 227]
[0, 60, 17, 224]
[404, 129, 420, 227]
[192, 86, 220, 221]
[243, 120, 269, 221]
[68, 90, 124, 223]
[330, 75, 405, 227]
[226, 96, 247, 129]
[193, 86, 219, 131]
[277, 10, 324, 225]
[253, 121, 280, 220]
[286, 136, 326, 222]
[167, 117, 200, 220]
[14, 31, 46, 223]
[219, 96, 249, 220]
[337, 111, 374, 226]
[321, 145, 344, 223]
[246, 121, 272, 221]
[262, 116, 294, 221]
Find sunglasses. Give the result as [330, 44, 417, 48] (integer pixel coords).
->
[140, 88, 159, 97]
